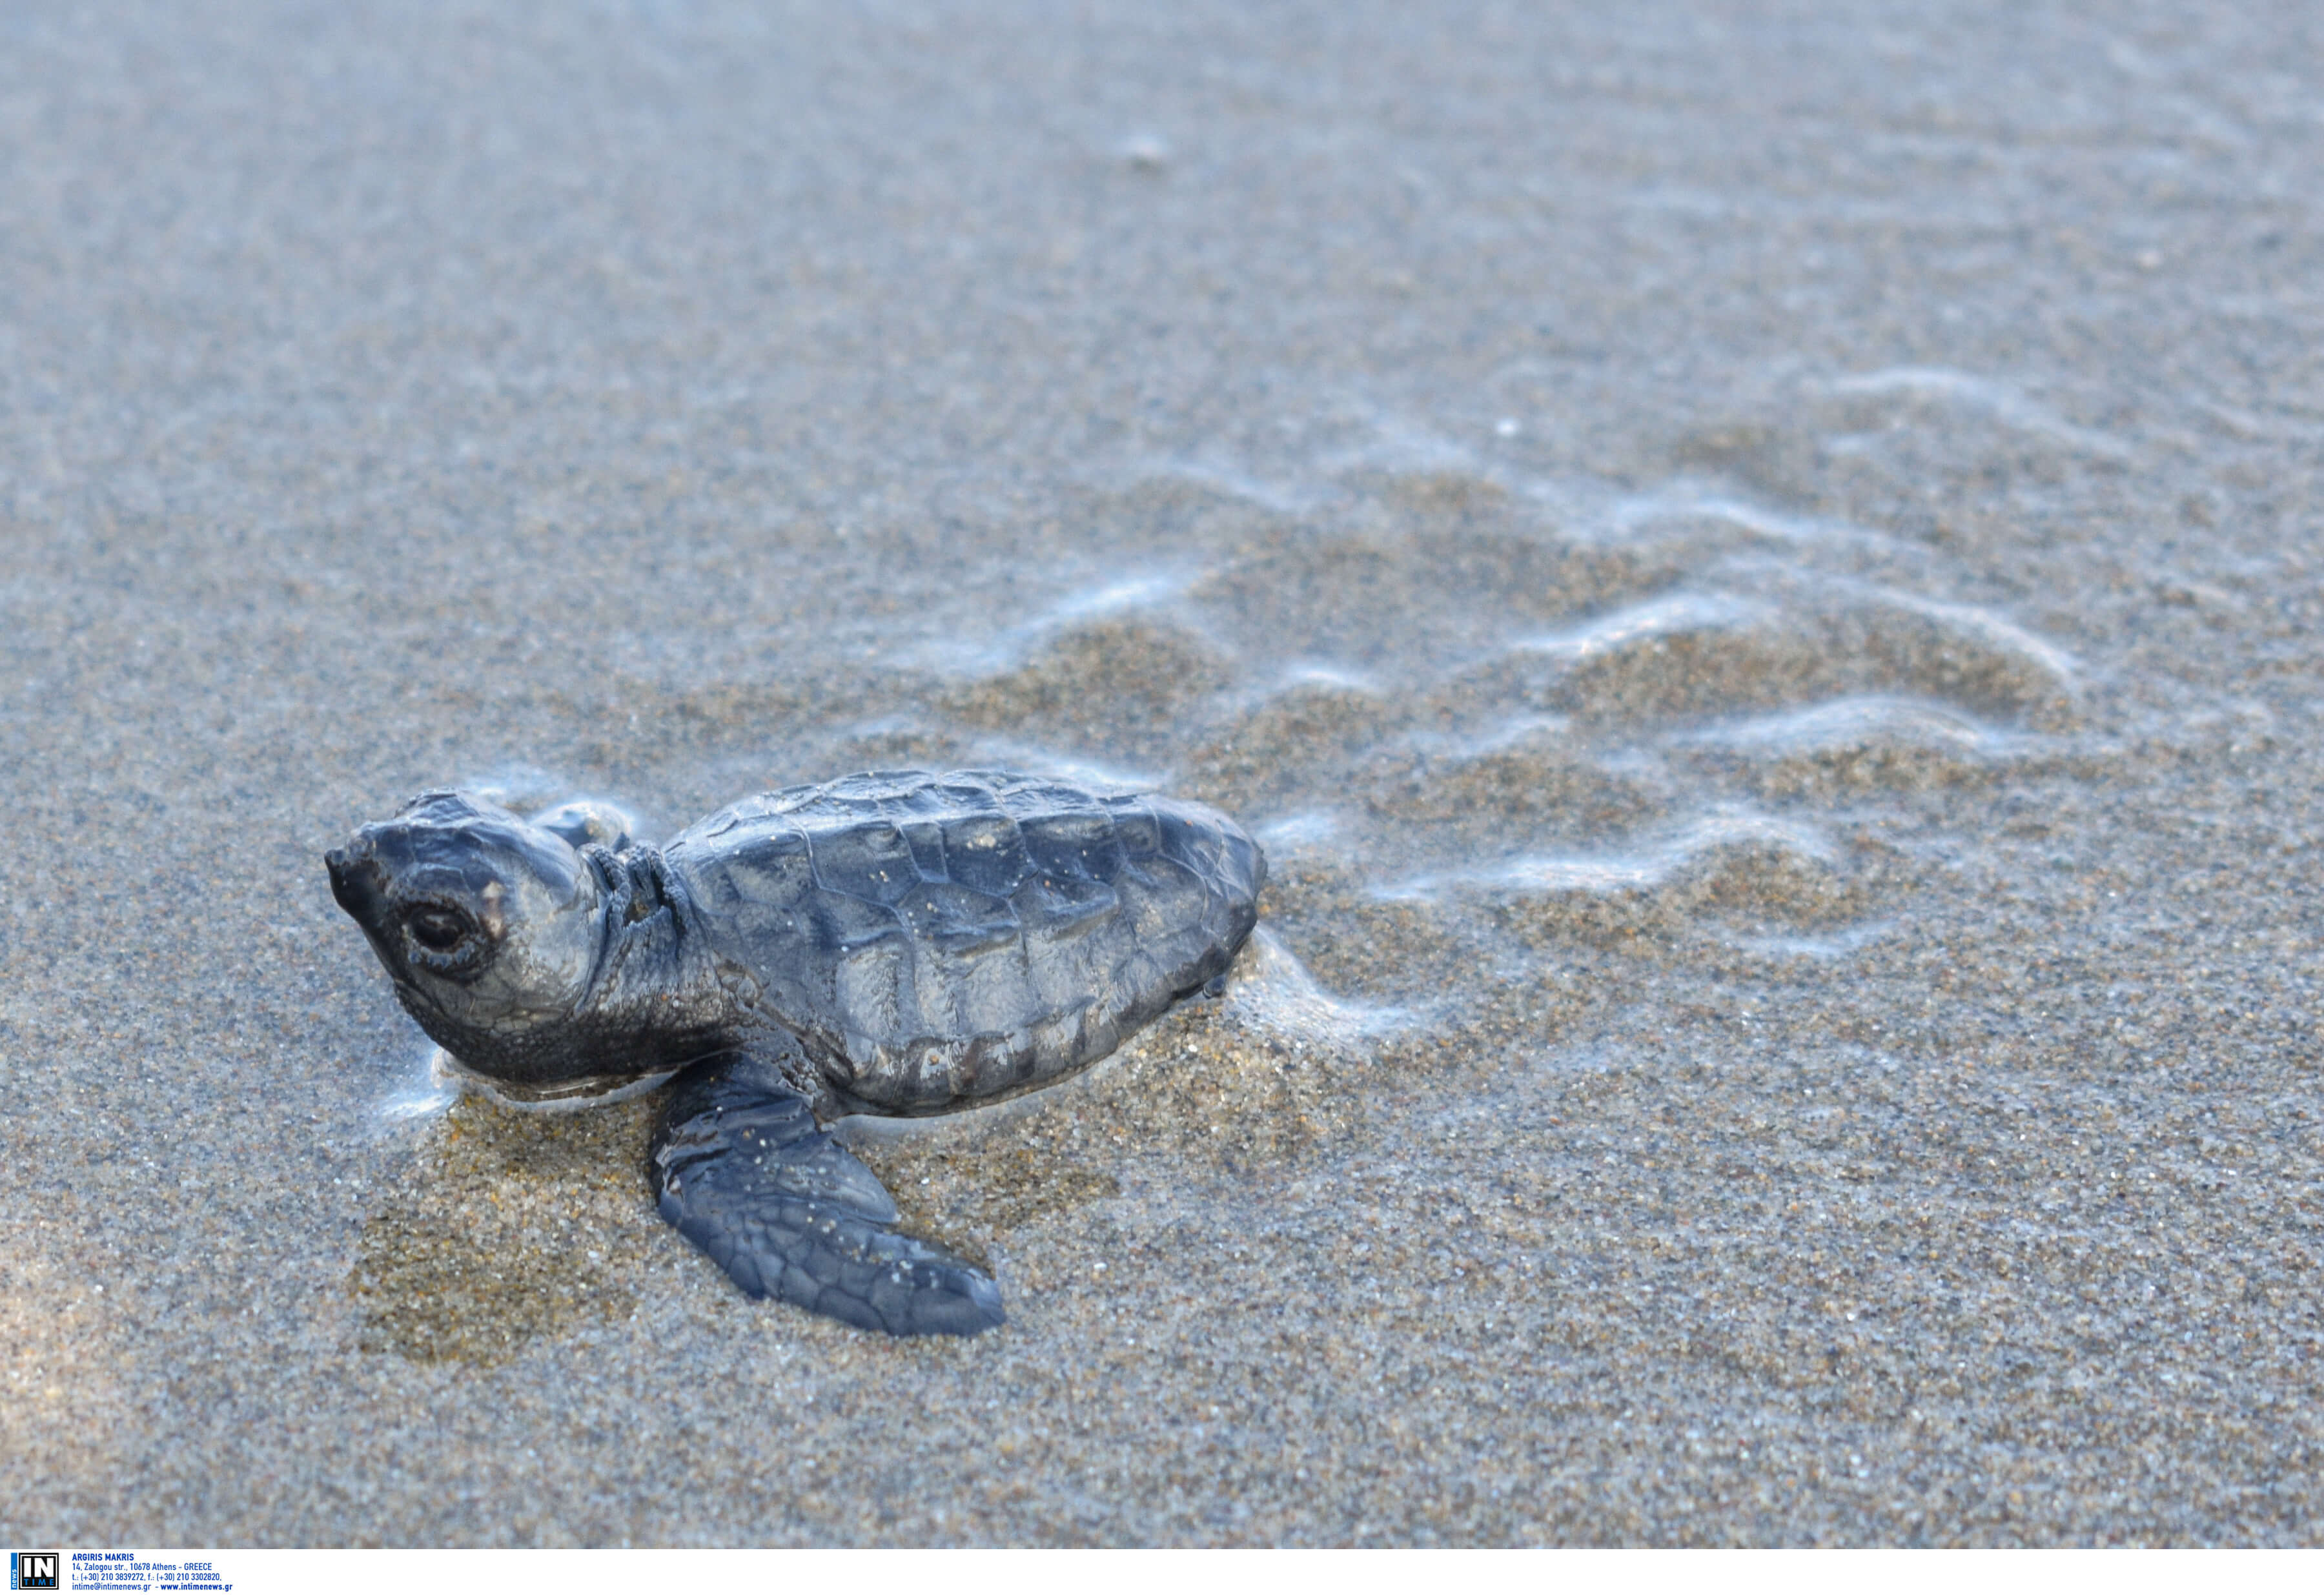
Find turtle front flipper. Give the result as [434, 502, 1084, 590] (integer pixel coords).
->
[648, 1052, 1004, 1337]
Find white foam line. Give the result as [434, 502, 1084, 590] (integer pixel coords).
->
[1276, 660, 1381, 695]
[958, 738, 1163, 794]
[1511, 591, 1765, 662]
[1043, 570, 1194, 625]
[898, 564, 1205, 676]
[1254, 811, 1341, 851]
[376, 1048, 462, 1124]
[1223, 928, 1413, 1042]
[1447, 713, 1575, 759]
[1722, 919, 1898, 960]
[1610, 491, 1839, 547]
[1671, 694, 2001, 755]
[1378, 813, 1832, 903]
[427, 1048, 680, 1115]
[1830, 366, 2134, 460]
[1126, 456, 1321, 516]
[1806, 568, 2083, 689]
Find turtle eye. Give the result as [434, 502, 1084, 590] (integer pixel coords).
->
[396, 901, 495, 982]
[405, 906, 473, 955]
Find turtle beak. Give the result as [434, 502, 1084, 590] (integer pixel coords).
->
[325, 841, 385, 928]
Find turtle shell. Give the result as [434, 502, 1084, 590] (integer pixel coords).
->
[664, 769, 1266, 1112]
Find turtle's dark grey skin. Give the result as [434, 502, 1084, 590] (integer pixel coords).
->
[325, 769, 1266, 1337]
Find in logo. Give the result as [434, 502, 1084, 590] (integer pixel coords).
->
[9, 1554, 59, 1592]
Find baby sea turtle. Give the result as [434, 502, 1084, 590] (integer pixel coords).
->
[325, 769, 1266, 1337]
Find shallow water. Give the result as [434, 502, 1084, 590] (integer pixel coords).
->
[4, 0, 2321, 1546]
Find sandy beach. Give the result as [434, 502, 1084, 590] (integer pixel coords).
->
[3, 0, 2319, 1545]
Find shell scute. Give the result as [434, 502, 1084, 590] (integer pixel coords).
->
[835, 937, 917, 1044]
[936, 812, 1033, 898]
[894, 879, 1023, 953]
[717, 826, 815, 908]
[1104, 799, 1165, 858]
[801, 885, 906, 958]
[896, 818, 950, 882]
[1015, 809, 1126, 884]
[807, 819, 921, 908]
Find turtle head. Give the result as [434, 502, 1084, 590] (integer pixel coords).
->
[326, 791, 609, 1082]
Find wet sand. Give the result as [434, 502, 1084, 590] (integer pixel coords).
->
[4, 0, 2320, 1546]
